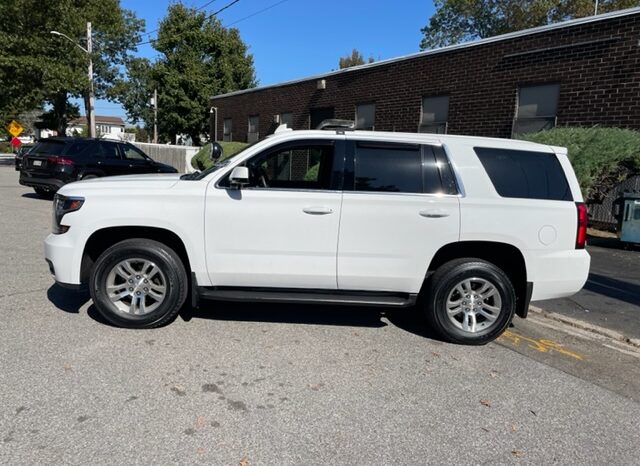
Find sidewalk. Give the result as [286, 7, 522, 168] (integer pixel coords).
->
[534, 235, 640, 341]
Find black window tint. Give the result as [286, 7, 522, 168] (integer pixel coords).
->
[422, 146, 444, 194]
[97, 142, 120, 160]
[65, 141, 90, 156]
[122, 144, 148, 160]
[474, 147, 572, 201]
[355, 143, 422, 193]
[247, 143, 334, 190]
[31, 141, 65, 155]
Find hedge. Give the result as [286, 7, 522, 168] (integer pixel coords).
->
[191, 141, 249, 170]
[517, 127, 640, 201]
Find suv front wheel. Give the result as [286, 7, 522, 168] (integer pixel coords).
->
[425, 258, 515, 345]
[89, 239, 188, 328]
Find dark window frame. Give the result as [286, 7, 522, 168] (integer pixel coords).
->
[512, 83, 560, 135]
[355, 103, 376, 131]
[419, 95, 449, 134]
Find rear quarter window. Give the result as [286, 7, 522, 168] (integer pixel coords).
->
[474, 147, 573, 201]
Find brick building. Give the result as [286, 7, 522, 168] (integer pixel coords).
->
[210, 8, 640, 142]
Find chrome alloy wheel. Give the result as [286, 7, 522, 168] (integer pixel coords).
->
[445, 278, 502, 333]
[105, 258, 167, 315]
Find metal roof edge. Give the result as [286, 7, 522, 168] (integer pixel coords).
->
[211, 7, 640, 100]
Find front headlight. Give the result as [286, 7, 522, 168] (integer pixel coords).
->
[52, 194, 84, 234]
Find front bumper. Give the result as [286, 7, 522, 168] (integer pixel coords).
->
[44, 232, 82, 286]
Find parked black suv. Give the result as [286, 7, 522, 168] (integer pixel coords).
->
[19, 137, 177, 198]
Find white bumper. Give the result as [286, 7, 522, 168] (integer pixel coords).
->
[530, 249, 591, 301]
[44, 232, 82, 285]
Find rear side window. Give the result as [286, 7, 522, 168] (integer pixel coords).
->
[354, 143, 422, 193]
[96, 142, 120, 160]
[65, 141, 90, 156]
[474, 147, 572, 201]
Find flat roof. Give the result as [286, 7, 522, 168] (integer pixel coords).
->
[212, 7, 640, 100]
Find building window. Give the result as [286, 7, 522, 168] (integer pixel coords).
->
[279, 112, 293, 128]
[513, 84, 560, 134]
[223, 118, 232, 142]
[248, 115, 259, 143]
[419, 96, 449, 134]
[355, 103, 375, 130]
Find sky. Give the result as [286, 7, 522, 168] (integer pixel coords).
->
[85, 0, 435, 122]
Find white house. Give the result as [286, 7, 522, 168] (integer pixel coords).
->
[67, 115, 126, 138]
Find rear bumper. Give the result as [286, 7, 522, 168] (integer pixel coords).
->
[530, 249, 591, 301]
[19, 173, 66, 190]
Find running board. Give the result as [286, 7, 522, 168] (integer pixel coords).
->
[196, 286, 417, 308]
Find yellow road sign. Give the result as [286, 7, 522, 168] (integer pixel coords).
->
[7, 120, 23, 138]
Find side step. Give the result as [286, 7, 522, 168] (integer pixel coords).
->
[196, 287, 417, 308]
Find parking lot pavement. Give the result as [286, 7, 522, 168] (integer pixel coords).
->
[536, 237, 640, 341]
[2, 166, 640, 465]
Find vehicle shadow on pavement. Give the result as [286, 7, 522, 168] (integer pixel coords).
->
[47, 284, 90, 314]
[181, 301, 444, 341]
[585, 273, 640, 306]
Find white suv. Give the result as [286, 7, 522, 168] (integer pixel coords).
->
[44, 125, 590, 344]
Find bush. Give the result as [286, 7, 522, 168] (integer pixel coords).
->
[517, 127, 640, 201]
[191, 141, 249, 170]
[0, 141, 12, 153]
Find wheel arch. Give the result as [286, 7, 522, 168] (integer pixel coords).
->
[426, 241, 530, 318]
[81, 226, 191, 286]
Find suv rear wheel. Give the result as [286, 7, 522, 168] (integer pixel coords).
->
[89, 239, 188, 328]
[425, 258, 515, 345]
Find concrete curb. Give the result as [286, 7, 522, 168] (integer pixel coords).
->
[529, 305, 640, 348]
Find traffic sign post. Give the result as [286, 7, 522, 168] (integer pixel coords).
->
[7, 120, 24, 138]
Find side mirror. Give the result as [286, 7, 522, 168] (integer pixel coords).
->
[229, 166, 249, 187]
[210, 142, 223, 161]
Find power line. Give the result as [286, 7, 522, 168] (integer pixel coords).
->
[226, 0, 291, 27]
[140, 0, 218, 38]
[137, 0, 241, 46]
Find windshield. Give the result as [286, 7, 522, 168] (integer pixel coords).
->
[182, 141, 260, 181]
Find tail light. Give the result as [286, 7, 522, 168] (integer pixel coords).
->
[47, 156, 74, 165]
[575, 202, 588, 249]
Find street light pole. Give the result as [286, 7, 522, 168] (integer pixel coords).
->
[210, 107, 218, 142]
[50, 22, 95, 138]
[153, 89, 158, 144]
[86, 22, 96, 138]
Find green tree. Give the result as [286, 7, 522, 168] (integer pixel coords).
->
[338, 49, 375, 69]
[0, 0, 143, 133]
[117, 4, 256, 145]
[420, 0, 640, 49]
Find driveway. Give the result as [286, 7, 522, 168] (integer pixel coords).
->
[1, 166, 639, 465]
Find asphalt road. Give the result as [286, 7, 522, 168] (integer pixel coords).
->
[537, 237, 640, 341]
[1, 166, 639, 465]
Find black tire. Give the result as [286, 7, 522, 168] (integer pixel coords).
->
[424, 258, 516, 345]
[33, 187, 54, 199]
[89, 239, 188, 328]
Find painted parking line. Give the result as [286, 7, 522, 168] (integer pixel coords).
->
[497, 329, 584, 361]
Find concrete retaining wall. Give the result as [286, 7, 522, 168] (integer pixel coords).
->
[133, 142, 199, 173]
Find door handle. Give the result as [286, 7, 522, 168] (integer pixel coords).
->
[303, 206, 333, 215]
[419, 209, 450, 218]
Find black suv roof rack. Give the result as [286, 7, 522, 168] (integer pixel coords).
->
[316, 119, 355, 131]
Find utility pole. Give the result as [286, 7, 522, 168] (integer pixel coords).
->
[594, 0, 599, 15]
[153, 88, 158, 144]
[87, 22, 96, 138]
